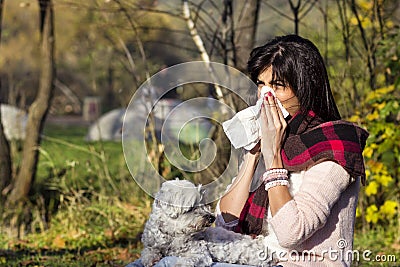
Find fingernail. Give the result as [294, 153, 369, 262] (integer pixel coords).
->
[267, 92, 272, 97]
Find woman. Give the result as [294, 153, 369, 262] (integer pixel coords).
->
[216, 35, 368, 266]
[127, 35, 368, 267]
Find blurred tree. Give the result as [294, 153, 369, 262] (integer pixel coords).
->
[0, 0, 12, 201]
[53, 0, 192, 110]
[288, 0, 318, 35]
[261, 0, 318, 36]
[0, 1, 40, 109]
[332, 0, 399, 116]
[8, 0, 55, 204]
[233, 0, 262, 71]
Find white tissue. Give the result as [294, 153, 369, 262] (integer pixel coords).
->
[222, 86, 289, 150]
[260, 86, 289, 118]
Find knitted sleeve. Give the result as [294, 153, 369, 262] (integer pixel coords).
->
[269, 161, 351, 248]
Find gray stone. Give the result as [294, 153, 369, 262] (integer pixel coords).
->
[0, 104, 27, 140]
[85, 99, 215, 144]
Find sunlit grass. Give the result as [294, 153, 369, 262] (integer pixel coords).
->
[1, 123, 149, 265]
[353, 225, 399, 266]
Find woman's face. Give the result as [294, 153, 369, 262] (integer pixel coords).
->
[256, 67, 300, 116]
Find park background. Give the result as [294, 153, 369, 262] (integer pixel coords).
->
[0, 0, 399, 266]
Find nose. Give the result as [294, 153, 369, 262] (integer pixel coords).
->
[206, 213, 215, 223]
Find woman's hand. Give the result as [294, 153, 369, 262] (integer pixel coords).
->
[260, 92, 287, 169]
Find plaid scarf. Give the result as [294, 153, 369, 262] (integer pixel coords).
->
[235, 111, 369, 235]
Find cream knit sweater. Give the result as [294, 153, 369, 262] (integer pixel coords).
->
[215, 161, 360, 267]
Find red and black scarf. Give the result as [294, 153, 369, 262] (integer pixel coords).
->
[235, 111, 369, 235]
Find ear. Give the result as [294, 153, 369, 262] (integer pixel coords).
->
[198, 184, 207, 197]
[199, 185, 207, 198]
[154, 199, 162, 208]
[154, 198, 181, 218]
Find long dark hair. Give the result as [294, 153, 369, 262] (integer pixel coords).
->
[247, 35, 341, 121]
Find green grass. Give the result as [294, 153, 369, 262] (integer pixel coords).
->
[0, 246, 142, 267]
[1, 123, 148, 266]
[352, 225, 399, 266]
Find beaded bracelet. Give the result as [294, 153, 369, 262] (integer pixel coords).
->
[264, 179, 290, 191]
[262, 168, 290, 191]
[264, 168, 288, 176]
[263, 176, 289, 183]
[262, 168, 289, 183]
[262, 172, 287, 182]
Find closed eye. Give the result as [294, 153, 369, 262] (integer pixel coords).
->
[256, 79, 265, 86]
[270, 80, 286, 88]
[186, 206, 195, 213]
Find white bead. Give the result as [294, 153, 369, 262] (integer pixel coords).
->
[264, 179, 289, 191]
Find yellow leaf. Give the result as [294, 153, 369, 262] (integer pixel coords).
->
[365, 85, 395, 102]
[369, 161, 384, 173]
[385, 20, 394, 28]
[363, 147, 374, 158]
[365, 181, 379, 196]
[376, 102, 386, 110]
[366, 204, 379, 223]
[348, 114, 360, 123]
[384, 127, 394, 136]
[350, 17, 359, 26]
[375, 174, 393, 187]
[358, 0, 373, 10]
[379, 200, 398, 218]
[356, 207, 361, 218]
[52, 235, 66, 249]
[366, 111, 379, 121]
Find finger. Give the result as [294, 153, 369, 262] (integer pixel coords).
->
[261, 97, 276, 169]
[266, 94, 281, 128]
[260, 102, 269, 131]
[263, 97, 274, 129]
[275, 98, 287, 127]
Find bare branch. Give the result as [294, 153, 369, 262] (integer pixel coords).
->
[350, 0, 375, 89]
[56, 0, 184, 19]
[182, 0, 225, 102]
[144, 40, 200, 54]
[288, 0, 301, 11]
[112, 0, 150, 80]
[261, 0, 293, 21]
[350, 0, 369, 52]
[299, 0, 318, 20]
[54, 79, 81, 113]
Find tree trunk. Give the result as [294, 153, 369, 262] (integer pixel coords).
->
[0, 0, 12, 199]
[0, 105, 12, 198]
[182, 0, 225, 102]
[8, 0, 55, 203]
[289, 0, 301, 35]
[234, 0, 261, 72]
